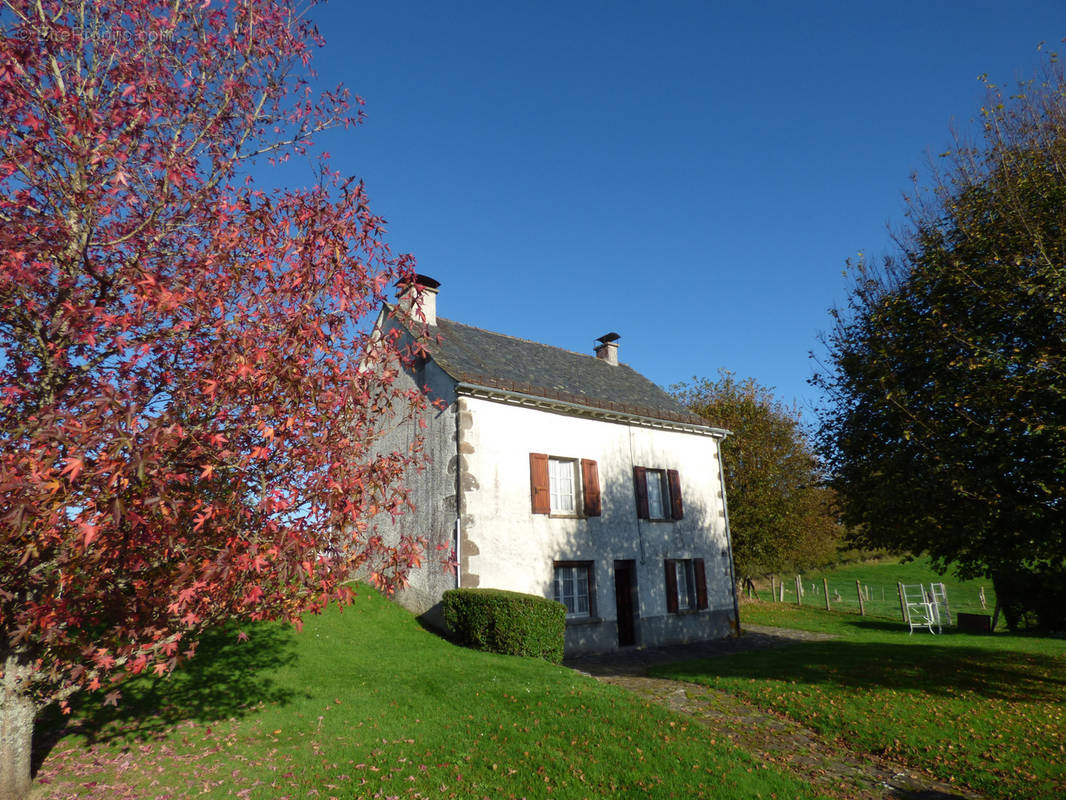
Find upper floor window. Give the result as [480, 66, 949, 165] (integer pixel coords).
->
[530, 453, 601, 516]
[646, 468, 667, 519]
[549, 457, 576, 513]
[633, 467, 684, 521]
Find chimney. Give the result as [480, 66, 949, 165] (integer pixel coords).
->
[396, 274, 440, 326]
[594, 332, 620, 366]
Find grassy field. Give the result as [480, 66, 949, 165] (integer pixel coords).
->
[655, 602, 1066, 800]
[33, 588, 825, 800]
[749, 556, 996, 620]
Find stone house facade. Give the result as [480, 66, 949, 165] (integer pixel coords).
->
[373, 276, 739, 655]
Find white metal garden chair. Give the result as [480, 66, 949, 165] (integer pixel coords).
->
[902, 584, 941, 634]
[929, 582, 951, 629]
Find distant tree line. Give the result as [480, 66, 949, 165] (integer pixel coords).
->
[674, 372, 844, 585]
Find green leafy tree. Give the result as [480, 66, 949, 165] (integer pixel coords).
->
[815, 54, 1066, 629]
[673, 372, 842, 581]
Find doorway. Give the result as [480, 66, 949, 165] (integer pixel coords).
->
[614, 560, 637, 647]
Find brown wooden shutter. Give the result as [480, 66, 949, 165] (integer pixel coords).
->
[581, 459, 601, 517]
[633, 466, 649, 519]
[667, 469, 684, 520]
[664, 559, 678, 613]
[530, 453, 550, 514]
[694, 558, 708, 610]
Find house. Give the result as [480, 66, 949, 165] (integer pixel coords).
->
[373, 276, 739, 655]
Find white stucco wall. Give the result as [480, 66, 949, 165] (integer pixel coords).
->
[456, 394, 735, 648]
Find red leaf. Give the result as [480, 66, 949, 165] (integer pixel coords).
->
[60, 457, 84, 481]
[80, 522, 99, 549]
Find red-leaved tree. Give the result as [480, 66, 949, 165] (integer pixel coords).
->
[0, 3, 428, 796]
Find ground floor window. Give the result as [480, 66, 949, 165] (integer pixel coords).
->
[664, 558, 708, 613]
[553, 561, 594, 618]
[674, 559, 696, 610]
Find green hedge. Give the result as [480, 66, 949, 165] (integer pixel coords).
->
[442, 588, 566, 663]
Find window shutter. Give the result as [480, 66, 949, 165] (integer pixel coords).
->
[581, 459, 601, 517]
[667, 469, 684, 520]
[664, 559, 678, 613]
[694, 558, 708, 610]
[633, 466, 649, 519]
[530, 453, 550, 514]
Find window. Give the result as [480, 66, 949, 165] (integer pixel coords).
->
[673, 559, 696, 610]
[530, 453, 601, 516]
[549, 457, 576, 513]
[553, 562, 593, 618]
[646, 469, 666, 519]
[633, 467, 683, 521]
[664, 558, 707, 613]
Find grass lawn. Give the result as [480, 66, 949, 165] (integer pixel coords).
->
[654, 602, 1066, 800]
[750, 555, 996, 619]
[33, 588, 826, 800]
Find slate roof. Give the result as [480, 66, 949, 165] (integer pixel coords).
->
[420, 315, 709, 427]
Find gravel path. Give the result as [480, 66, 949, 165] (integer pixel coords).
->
[564, 625, 985, 800]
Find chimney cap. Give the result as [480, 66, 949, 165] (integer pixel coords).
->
[596, 332, 621, 344]
[396, 273, 441, 291]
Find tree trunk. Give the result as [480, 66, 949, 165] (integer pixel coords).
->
[1, 653, 37, 800]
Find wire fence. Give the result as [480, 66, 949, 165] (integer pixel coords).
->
[742, 575, 995, 622]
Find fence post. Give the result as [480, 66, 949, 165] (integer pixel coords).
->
[897, 582, 907, 621]
[823, 577, 831, 611]
[779, 580, 785, 602]
[795, 575, 802, 607]
[770, 575, 776, 603]
[856, 580, 866, 616]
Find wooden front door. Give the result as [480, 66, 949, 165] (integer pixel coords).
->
[614, 560, 637, 647]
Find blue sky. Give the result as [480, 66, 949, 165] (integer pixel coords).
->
[291, 0, 1063, 422]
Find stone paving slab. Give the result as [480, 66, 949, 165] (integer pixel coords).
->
[563, 623, 837, 677]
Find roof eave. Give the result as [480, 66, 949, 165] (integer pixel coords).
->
[457, 381, 731, 438]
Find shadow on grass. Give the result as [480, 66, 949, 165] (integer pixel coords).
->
[655, 639, 1066, 702]
[809, 614, 1050, 638]
[34, 620, 301, 770]
[841, 616, 1006, 635]
[843, 617, 914, 633]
